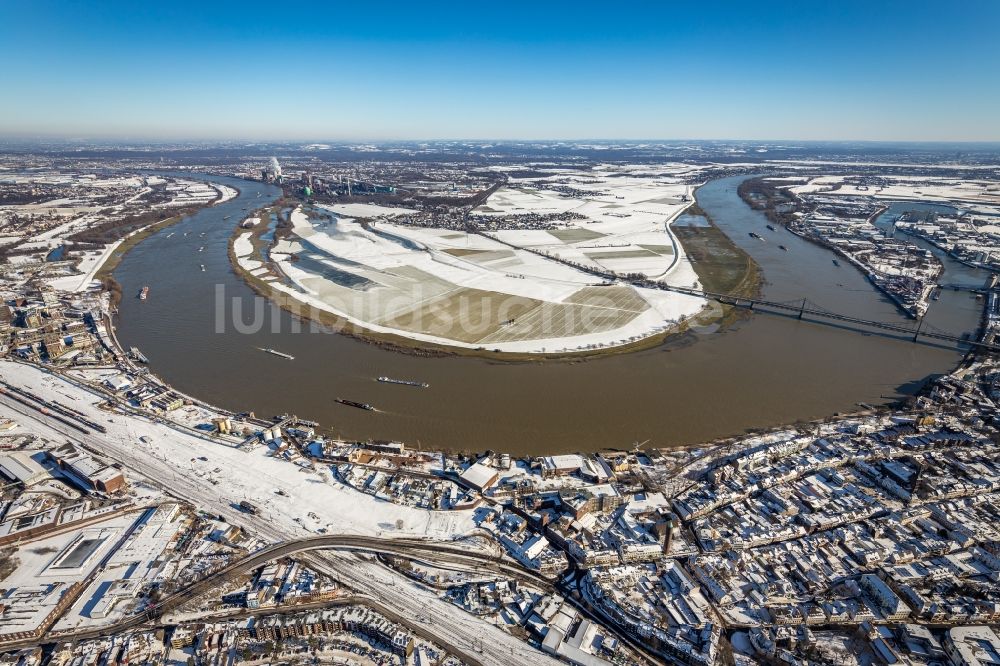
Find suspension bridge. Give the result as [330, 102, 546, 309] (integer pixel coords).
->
[470, 226, 998, 352]
[652, 283, 999, 352]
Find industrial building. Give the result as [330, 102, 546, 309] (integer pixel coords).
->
[0, 583, 80, 642]
[459, 461, 499, 492]
[0, 452, 50, 487]
[541, 454, 586, 478]
[53, 449, 126, 494]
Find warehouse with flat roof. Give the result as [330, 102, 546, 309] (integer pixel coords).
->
[459, 461, 499, 492]
[0, 451, 50, 487]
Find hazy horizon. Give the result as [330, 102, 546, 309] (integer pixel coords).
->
[5, 136, 1000, 147]
[3, 0, 999, 142]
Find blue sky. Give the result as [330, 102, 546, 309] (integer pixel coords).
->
[2, 1, 999, 141]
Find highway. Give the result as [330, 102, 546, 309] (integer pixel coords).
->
[0, 372, 566, 666]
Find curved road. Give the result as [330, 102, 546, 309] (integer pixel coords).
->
[0, 379, 567, 666]
[0, 535, 549, 650]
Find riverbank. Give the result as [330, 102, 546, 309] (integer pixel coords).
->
[672, 195, 763, 328]
[88, 182, 240, 305]
[112, 172, 983, 454]
[227, 194, 762, 362]
[227, 223, 698, 363]
[778, 220, 938, 320]
[737, 176, 939, 319]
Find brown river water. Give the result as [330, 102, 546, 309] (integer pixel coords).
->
[113, 174, 987, 454]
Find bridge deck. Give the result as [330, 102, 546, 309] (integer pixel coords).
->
[654, 283, 998, 351]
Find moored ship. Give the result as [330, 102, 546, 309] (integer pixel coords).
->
[138, 286, 149, 300]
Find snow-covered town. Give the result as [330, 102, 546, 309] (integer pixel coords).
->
[895, 210, 1000, 273]
[0, 215, 998, 664]
[6, 0, 1000, 663]
[1, 279, 1000, 665]
[739, 177, 969, 319]
[0, 141, 999, 666]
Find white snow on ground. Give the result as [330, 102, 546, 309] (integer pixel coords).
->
[0, 361, 476, 540]
[784, 175, 1000, 213]
[232, 231, 253, 258]
[155, 180, 219, 208]
[0, 363, 560, 666]
[323, 202, 417, 218]
[47, 241, 125, 292]
[260, 167, 708, 353]
[212, 183, 238, 204]
[0, 174, 238, 294]
[2, 515, 137, 590]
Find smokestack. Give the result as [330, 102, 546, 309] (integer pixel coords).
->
[663, 516, 676, 554]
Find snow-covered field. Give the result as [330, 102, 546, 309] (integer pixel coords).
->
[155, 180, 221, 208]
[477, 165, 696, 279]
[213, 183, 238, 204]
[48, 241, 124, 292]
[785, 175, 1000, 215]
[260, 166, 707, 353]
[0, 174, 236, 294]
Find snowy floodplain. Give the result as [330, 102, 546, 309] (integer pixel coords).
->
[260, 165, 707, 354]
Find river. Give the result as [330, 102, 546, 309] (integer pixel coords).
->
[112, 174, 989, 454]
